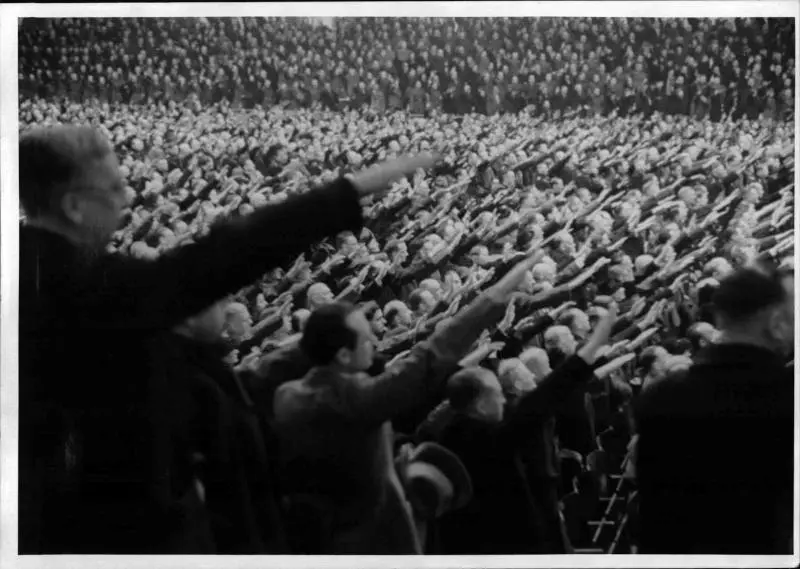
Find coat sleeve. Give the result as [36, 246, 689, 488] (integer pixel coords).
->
[633, 377, 695, 553]
[502, 355, 595, 440]
[340, 292, 506, 426]
[90, 179, 363, 332]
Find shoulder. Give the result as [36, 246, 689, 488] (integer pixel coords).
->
[273, 377, 321, 424]
[635, 367, 692, 420]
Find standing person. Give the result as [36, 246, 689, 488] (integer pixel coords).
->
[18, 125, 436, 554]
[272, 252, 546, 554]
[435, 306, 618, 554]
[635, 264, 794, 554]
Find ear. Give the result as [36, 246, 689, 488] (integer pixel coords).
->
[61, 192, 84, 225]
[472, 395, 488, 417]
[335, 347, 352, 367]
[769, 307, 791, 339]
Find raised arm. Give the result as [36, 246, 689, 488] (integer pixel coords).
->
[339, 252, 546, 426]
[504, 305, 618, 439]
[89, 155, 438, 333]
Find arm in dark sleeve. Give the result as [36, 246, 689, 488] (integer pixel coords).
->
[428, 299, 450, 318]
[503, 355, 595, 439]
[394, 259, 440, 286]
[498, 313, 556, 359]
[673, 228, 705, 257]
[328, 292, 507, 426]
[92, 179, 363, 332]
[515, 288, 575, 313]
[611, 321, 644, 343]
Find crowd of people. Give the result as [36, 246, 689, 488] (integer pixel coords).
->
[17, 16, 795, 557]
[19, 17, 795, 119]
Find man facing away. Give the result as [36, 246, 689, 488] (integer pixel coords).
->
[18, 125, 435, 553]
[635, 262, 794, 554]
[272, 252, 545, 554]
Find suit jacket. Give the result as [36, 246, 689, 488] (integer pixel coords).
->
[436, 356, 594, 553]
[635, 343, 794, 554]
[149, 334, 288, 553]
[272, 292, 505, 554]
[18, 178, 363, 553]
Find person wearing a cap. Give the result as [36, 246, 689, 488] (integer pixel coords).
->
[635, 263, 793, 554]
[272, 253, 544, 554]
[18, 124, 436, 554]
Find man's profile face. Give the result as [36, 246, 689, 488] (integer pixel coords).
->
[309, 284, 335, 310]
[227, 310, 253, 342]
[418, 291, 437, 315]
[545, 328, 576, 357]
[341, 310, 376, 372]
[74, 152, 130, 247]
[571, 311, 592, 341]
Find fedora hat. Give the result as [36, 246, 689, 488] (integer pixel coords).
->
[397, 442, 473, 519]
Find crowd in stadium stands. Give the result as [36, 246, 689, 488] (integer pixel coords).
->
[17, 16, 795, 556]
[20, 17, 795, 119]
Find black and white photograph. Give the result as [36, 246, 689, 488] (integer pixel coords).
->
[1, 3, 797, 567]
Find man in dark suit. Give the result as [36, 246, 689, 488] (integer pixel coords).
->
[18, 125, 434, 553]
[271, 253, 543, 554]
[635, 263, 794, 554]
[434, 306, 618, 554]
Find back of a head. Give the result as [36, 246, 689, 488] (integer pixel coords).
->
[300, 302, 359, 366]
[520, 347, 551, 379]
[712, 263, 793, 331]
[447, 367, 493, 413]
[420, 279, 441, 295]
[225, 302, 249, 322]
[639, 345, 668, 377]
[544, 324, 571, 342]
[557, 308, 585, 331]
[20, 126, 114, 219]
[384, 300, 406, 327]
[407, 289, 426, 313]
[497, 358, 536, 396]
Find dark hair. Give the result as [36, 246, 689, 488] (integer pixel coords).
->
[19, 126, 114, 218]
[384, 305, 401, 328]
[385, 240, 405, 257]
[664, 338, 692, 355]
[638, 346, 663, 376]
[407, 289, 426, 312]
[446, 368, 487, 412]
[557, 310, 579, 330]
[361, 300, 380, 321]
[712, 263, 792, 324]
[300, 302, 359, 366]
[697, 281, 719, 307]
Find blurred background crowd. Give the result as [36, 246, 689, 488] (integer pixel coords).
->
[20, 17, 795, 119]
[17, 16, 795, 557]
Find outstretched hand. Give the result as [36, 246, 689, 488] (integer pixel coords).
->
[577, 303, 618, 365]
[348, 153, 440, 199]
[486, 250, 546, 304]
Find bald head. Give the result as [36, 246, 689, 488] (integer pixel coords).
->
[497, 358, 537, 396]
[420, 278, 443, 300]
[520, 347, 552, 380]
[224, 302, 253, 342]
[307, 282, 335, 310]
